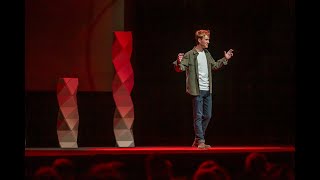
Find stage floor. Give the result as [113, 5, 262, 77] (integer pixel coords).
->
[25, 145, 295, 157]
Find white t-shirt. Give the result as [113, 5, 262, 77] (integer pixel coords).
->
[197, 51, 209, 91]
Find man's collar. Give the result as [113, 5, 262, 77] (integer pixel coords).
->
[192, 47, 209, 54]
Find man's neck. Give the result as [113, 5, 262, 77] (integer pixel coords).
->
[195, 45, 204, 52]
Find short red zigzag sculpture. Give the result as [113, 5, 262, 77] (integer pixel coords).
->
[56, 78, 79, 148]
[112, 31, 135, 147]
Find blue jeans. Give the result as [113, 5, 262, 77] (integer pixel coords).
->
[192, 90, 212, 144]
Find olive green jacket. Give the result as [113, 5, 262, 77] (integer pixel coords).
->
[173, 47, 228, 96]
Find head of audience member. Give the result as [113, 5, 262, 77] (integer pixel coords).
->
[197, 160, 219, 170]
[245, 152, 268, 175]
[52, 158, 75, 180]
[33, 166, 61, 180]
[145, 154, 174, 180]
[193, 166, 231, 180]
[267, 163, 295, 180]
[86, 161, 129, 180]
[193, 161, 231, 180]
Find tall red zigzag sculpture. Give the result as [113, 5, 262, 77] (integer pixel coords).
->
[112, 31, 135, 147]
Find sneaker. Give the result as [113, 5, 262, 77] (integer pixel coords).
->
[197, 143, 211, 149]
[192, 141, 198, 147]
[192, 142, 211, 148]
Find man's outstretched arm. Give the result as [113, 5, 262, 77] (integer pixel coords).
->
[212, 49, 234, 71]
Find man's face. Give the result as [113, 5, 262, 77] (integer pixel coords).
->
[199, 35, 210, 49]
